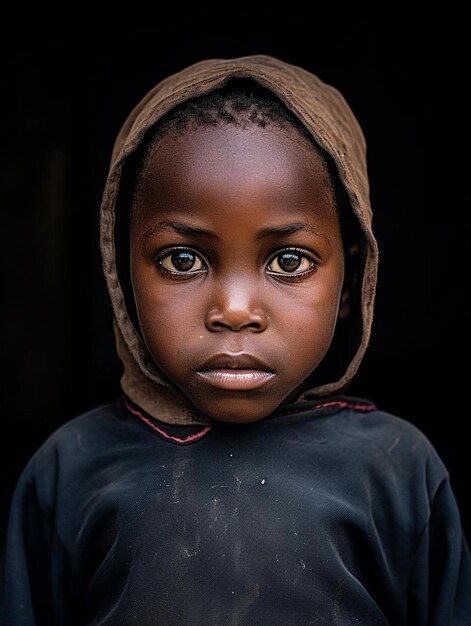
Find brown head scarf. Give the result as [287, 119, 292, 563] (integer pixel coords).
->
[100, 55, 378, 425]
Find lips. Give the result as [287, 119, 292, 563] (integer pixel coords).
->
[198, 353, 274, 372]
[196, 353, 276, 391]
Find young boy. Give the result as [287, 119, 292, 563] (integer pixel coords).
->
[1, 55, 470, 624]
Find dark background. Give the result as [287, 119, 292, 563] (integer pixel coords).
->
[1, 16, 469, 557]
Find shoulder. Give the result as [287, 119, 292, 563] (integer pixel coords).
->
[319, 397, 436, 448]
[15, 402, 128, 492]
[322, 398, 449, 494]
[333, 400, 431, 447]
[33, 401, 124, 456]
[291, 396, 449, 500]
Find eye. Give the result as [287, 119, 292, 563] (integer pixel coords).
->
[267, 248, 317, 277]
[156, 248, 207, 275]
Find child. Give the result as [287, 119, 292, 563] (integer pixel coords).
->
[1, 55, 470, 625]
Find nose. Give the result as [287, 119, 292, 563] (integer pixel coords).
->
[204, 278, 268, 332]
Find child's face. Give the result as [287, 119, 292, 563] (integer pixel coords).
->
[130, 123, 346, 423]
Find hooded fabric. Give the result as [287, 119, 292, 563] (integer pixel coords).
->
[101, 54, 378, 426]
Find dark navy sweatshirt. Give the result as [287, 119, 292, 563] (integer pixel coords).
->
[1, 396, 470, 625]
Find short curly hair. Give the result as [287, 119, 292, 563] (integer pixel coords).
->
[132, 78, 319, 203]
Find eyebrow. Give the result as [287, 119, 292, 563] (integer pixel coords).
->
[256, 222, 329, 240]
[143, 219, 328, 241]
[143, 220, 218, 240]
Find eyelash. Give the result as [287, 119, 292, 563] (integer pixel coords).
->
[267, 248, 319, 281]
[154, 247, 208, 280]
[153, 246, 319, 281]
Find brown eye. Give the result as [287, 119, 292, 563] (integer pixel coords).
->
[268, 250, 316, 275]
[158, 249, 206, 274]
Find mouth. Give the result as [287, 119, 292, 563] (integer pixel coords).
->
[196, 353, 276, 391]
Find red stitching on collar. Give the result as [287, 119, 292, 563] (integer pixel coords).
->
[122, 397, 376, 441]
[275, 400, 376, 417]
[123, 397, 212, 443]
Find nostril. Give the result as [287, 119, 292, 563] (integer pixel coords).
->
[204, 308, 268, 332]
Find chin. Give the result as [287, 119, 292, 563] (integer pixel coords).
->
[211, 412, 269, 424]
[195, 396, 280, 424]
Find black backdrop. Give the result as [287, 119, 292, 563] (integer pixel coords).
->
[1, 17, 469, 556]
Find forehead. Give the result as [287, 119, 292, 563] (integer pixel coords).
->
[134, 124, 338, 228]
[144, 122, 332, 189]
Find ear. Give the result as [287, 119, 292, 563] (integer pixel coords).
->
[338, 242, 360, 321]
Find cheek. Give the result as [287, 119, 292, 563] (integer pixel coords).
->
[281, 269, 343, 361]
[285, 294, 339, 343]
[131, 263, 207, 365]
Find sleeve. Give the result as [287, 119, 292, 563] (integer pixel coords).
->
[407, 477, 471, 625]
[0, 462, 73, 625]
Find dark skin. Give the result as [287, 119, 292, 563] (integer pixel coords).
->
[130, 124, 350, 423]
